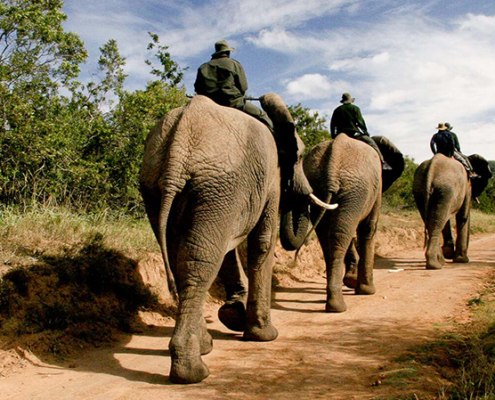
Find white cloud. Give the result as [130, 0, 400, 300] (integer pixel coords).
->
[285, 74, 331, 99]
[284, 74, 352, 101]
[62, 1, 495, 162]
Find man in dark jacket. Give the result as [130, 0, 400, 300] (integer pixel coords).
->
[444, 122, 477, 178]
[330, 93, 391, 170]
[194, 40, 313, 196]
[194, 40, 273, 130]
[430, 123, 456, 157]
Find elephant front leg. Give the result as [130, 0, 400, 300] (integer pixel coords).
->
[343, 237, 359, 289]
[441, 220, 455, 260]
[454, 206, 470, 263]
[217, 248, 248, 332]
[243, 203, 278, 342]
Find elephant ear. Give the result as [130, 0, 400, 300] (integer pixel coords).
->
[468, 154, 493, 198]
[372, 136, 405, 192]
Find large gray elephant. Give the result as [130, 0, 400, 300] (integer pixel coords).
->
[279, 134, 404, 312]
[139, 93, 334, 384]
[413, 153, 492, 270]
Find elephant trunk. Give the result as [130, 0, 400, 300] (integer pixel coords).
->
[279, 197, 311, 251]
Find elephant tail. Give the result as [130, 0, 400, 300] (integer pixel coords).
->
[158, 190, 179, 302]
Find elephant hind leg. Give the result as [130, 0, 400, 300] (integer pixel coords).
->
[316, 221, 352, 313]
[243, 196, 279, 342]
[454, 204, 470, 263]
[355, 204, 379, 296]
[169, 233, 229, 384]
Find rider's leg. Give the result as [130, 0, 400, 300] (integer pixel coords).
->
[242, 102, 274, 132]
[355, 134, 391, 170]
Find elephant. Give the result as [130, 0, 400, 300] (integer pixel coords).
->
[279, 133, 404, 312]
[341, 136, 405, 288]
[139, 93, 335, 384]
[413, 153, 492, 270]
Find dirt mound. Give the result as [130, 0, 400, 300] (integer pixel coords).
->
[0, 235, 168, 373]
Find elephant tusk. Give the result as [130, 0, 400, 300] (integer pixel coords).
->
[309, 193, 338, 210]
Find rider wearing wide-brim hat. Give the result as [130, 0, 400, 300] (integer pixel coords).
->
[330, 93, 391, 170]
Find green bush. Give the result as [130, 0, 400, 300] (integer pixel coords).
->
[383, 156, 417, 209]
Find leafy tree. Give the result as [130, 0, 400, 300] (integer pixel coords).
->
[473, 160, 495, 214]
[382, 156, 417, 209]
[145, 31, 187, 87]
[0, 0, 87, 205]
[288, 103, 331, 151]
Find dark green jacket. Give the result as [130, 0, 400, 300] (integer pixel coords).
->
[448, 130, 461, 152]
[330, 103, 367, 138]
[194, 54, 248, 108]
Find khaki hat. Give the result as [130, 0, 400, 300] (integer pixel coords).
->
[212, 40, 235, 57]
[436, 123, 448, 131]
[340, 93, 355, 104]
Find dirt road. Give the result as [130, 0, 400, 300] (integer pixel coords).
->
[2, 235, 494, 399]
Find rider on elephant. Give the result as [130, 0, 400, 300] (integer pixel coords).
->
[194, 40, 312, 197]
[445, 122, 477, 179]
[330, 93, 392, 170]
[430, 123, 456, 157]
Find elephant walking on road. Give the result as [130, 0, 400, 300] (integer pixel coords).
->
[413, 153, 492, 270]
[281, 134, 383, 312]
[139, 94, 334, 384]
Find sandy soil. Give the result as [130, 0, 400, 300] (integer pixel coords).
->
[1, 234, 494, 400]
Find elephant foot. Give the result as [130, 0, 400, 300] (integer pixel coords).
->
[426, 253, 445, 270]
[170, 356, 210, 384]
[355, 283, 376, 295]
[218, 301, 246, 332]
[325, 297, 347, 313]
[442, 245, 455, 260]
[243, 323, 278, 342]
[453, 255, 469, 263]
[343, 276, 358, 289]
[426, 262, 443, 270]
[343, 265, 358, 289]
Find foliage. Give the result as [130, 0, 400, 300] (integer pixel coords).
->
[288, 103, 331, 151]
[473, 160, 495, 214]
[145, 31, 187, 87]
[383, 156, 417, 209]
[0, 2, 187, 211]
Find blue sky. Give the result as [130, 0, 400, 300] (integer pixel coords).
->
[63, 0, 495, 163]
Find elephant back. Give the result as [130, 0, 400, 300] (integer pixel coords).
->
[304, 134, 381, 204]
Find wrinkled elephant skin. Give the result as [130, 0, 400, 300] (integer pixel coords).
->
[413, 153, 492, 270]
[140, 95, 287, 383]
[281, 134, 383, 312]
